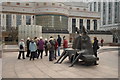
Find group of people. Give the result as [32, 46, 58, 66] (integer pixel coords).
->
[18, 35, 68, 61]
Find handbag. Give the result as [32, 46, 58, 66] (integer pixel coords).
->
[97, 46, 100, 49]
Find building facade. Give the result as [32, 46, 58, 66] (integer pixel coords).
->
[88, 1, 120, 43]
[0, 2, 100, 32]
[0, 2, 113, 43]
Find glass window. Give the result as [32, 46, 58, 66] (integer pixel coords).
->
[108, 2, 112, 24]
[6, 14, 11, 30]
[16, 15, 21, 27]
[94, 2, 96, 11]
[114, 2, 119, 23]
[72, 19, 76, 33]
[26, 15, 31, 25]
[79, 19, 83, 30]
[103, 2, 106, 25]
[87, 20, 90, 30]
[90, 3, 92, 11]
[36, 14, 68, 31]
[98, 2, 101, 12]
[93, 20, 97, 30]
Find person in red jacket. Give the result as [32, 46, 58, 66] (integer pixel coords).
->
[101, 38, 104, 47]
[63, 37, 68, 50]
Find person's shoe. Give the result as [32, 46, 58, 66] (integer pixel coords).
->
[54, 62, 58, 64]
[94, 63, 99, 65]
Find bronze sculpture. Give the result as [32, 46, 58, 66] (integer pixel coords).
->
[55, 26, 98, 66]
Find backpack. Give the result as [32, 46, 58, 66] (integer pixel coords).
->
[20, 44, 23, 49]
[47, 42, 52, 50]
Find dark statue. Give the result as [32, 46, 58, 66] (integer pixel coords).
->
[55, 26, 98, 66]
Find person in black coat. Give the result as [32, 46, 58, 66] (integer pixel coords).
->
[26, 37, 31, 57]
[93, 37, 99, 65]
[57, 35, 62, 56]
[44, 38, 48, 56]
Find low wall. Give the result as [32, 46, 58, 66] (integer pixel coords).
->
[42, 33, 69, 41]
[89, 34, 113, 43]
[42, 33, 113, 43]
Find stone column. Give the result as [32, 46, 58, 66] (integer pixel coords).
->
[21, 15, 26, 25]
[76, 18, 79, 29]
[1, 14, 6, 31]
[92, 3, 94, 12]
[90, 19, 94, 30]
[96, 2, 98, 12]
[97, 19, 100, 30]
[83, 18, 87, 29]
[31, 15, 34, 25]
[12, 14, 16, 28]
[68, 17, 72, 33]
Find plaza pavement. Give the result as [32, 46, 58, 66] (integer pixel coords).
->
[2, 45, 119, 78]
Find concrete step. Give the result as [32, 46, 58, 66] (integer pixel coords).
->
[3, 45, 19, 52]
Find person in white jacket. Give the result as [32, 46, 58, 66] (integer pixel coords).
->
[18, 39, 25, 59]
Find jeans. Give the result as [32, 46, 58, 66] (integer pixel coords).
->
[30, 51, 35, 60]
[26, 49, 30, 57]
[58, 47, 61, 56]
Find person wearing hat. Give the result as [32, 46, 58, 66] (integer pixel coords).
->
[26, 37, 31, 57]
[44, 38, 48, 56]
[48, 37, 55, 61]
[29, 39, 37, 60]
[18, 39, 25, 59]
[37, 37, 44, 59]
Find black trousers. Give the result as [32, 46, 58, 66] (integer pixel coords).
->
[49, 51, 54, 61]
[30, 51, 35, 60]
[18, 51, 25, 59]
[45, 48, 48, 56]
[94, 50, 98, 64]
[94, 51, 97, 57]
[38, 50, 43, 59]
[26, 49, 30, 57]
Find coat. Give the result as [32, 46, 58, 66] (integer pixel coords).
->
[19, 41, 25, 51]
[49, 40, 55, 51]
[63, 39, 68, 48]
[93, 40, 99, 52]
[55, 41, 58, 50]
[38, 40, 44, 50]
[57, 37, 62, 46]
[29, 42, 37, 52]
[26, 40, 30, 49]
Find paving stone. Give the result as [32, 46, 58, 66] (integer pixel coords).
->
[2, 46, 118, 78]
